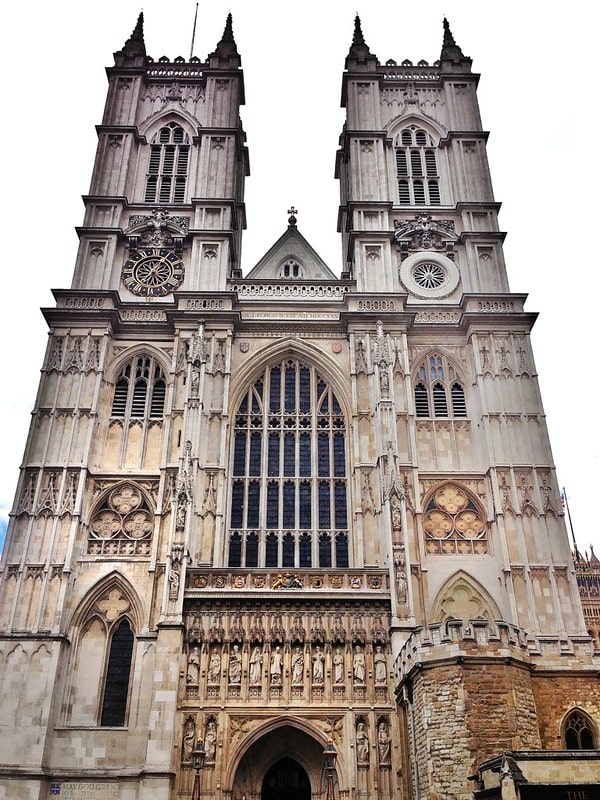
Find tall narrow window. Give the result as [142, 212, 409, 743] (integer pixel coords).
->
[413, 353, 467, 419]
[228, 360, 348, 568]
[100, 618, 134, 727]
[395, 126, 441, 206]
[109, 354, 168, 470]
[145, 122, 190, 204]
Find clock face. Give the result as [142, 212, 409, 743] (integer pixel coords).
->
[122, 248, 184, 297]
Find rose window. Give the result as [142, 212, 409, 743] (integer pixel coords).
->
[423, 482, 488, 554]
[412, 262, 446, 289]
[88, 483, 153, 556]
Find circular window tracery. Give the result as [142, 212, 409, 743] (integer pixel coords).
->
[413, 262, 446, 289]
[88, 483, 153, 556]
[399, 252, 460, 300]
[423, 483, 487, 555]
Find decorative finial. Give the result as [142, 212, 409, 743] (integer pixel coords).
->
[288, 207, 298, 227]
[440, 17, 467, 61]
[346, 14, 376, 65]
[212, 12, 239, 59]
[118, 11, 147, 58]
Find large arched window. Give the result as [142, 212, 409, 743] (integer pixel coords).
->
[563, 709, 597, 750]
[228, 360, 348, 568]
[395, 126, 441, 206]
[414, 352, 467, 419]
[144, 122, 190, 204]
[68, 582, 137, 728]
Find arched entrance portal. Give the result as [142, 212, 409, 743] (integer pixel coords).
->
[231, 724, 329, 800]
[262, 758, 310, 800]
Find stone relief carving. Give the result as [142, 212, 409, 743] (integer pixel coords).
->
[181, 715, 196, 764]
[377, 718, 391, 765]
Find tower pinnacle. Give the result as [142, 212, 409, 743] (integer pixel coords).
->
[211, 13, 240, 60]
[440, 17, 465, 61]
[119, 12, 146, 58]
[345, 15, 378, 70]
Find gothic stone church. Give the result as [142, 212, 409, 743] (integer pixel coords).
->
[1, 13, 599, 800]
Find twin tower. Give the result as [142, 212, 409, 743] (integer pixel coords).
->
[0, 13, 598, 800]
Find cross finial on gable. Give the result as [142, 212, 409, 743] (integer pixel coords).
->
[288, 207, 298, 226]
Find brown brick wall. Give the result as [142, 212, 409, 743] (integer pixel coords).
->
[531, 672, 600, 748]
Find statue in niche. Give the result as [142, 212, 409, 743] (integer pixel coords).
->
[377, 719, 391, 765]
[353, 645, 366, 684]
[249, 646, 263, 685]
[356, 721, 369, 764]
[228, 645, 242, 684]
[270, 646, 283, 684]
[186, 646, 200, 684]
[208, 649, 221, 684]
[291, 647, 304, 684]
[182, 717, 196, 763]
[390, 492, 402, 531]
[205, 719, 217, 763]
[312, 646, 325, 684]
[333, 649, 344, 684]
[374, 646, 387, 684]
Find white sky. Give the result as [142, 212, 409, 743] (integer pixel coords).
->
[0, 0, 597, 554]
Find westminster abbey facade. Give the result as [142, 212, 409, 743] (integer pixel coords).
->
[0, 13, 599, 800]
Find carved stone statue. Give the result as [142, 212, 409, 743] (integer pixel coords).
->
[207, 649, 221, 684]
[205, 719, 217, 763]
[353, 646, 366, 684]
[333, 649, 344, 684]
[291, 647, 304, 684]
[186, 646, 200, 685]
[249, 646, 263, 685]
[182, 717, 196, 763]
[374, 646, 387, 684]
[312, 646, 325, 684]
[270, 646, 283, 684]
[377, 719, 391, 765]
[228, 645, 242, 684]
[356, 721, 369, 764]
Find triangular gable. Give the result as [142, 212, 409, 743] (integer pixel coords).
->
[245, 225, 337, 280]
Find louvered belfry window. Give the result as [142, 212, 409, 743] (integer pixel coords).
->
[228, 360, 349, 569]
[414, 353, 467, 419]
[144, 122, 190, 204]
[111, 356, 166, 421]
[396, 126, 440, 206]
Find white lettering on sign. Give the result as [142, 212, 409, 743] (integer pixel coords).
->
[49, 782, 120, 799]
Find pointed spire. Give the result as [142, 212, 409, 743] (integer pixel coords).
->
[345, 15, 378, 71]
[211, 13, 240, 60]
[347, 15, 374, 60]
[121, 12, 146, 58]
[440, 17, 467, 62]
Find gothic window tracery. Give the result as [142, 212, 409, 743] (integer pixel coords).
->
[108, 353, 167, 469]
[414, 352, 466, 419]
[228, 360, 348, 568]
[144, 122, 190, 204]
[563, 709, 597, 750]
[423, 483, 488, 555]
[395, 126, 440, 206]
[88, 483, 154, 556]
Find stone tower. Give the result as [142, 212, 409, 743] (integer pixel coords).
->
[1, 13, 599, 800]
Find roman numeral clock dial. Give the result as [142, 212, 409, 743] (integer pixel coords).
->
[122, 248, 184, 297]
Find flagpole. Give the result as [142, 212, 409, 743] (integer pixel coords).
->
[562, 487, 578, 554]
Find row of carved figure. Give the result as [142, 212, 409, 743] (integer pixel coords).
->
[182, 715, 392, 767]
[186, 643, 388, 686]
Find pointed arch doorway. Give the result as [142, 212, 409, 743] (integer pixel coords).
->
[261, 757, 311, 800]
